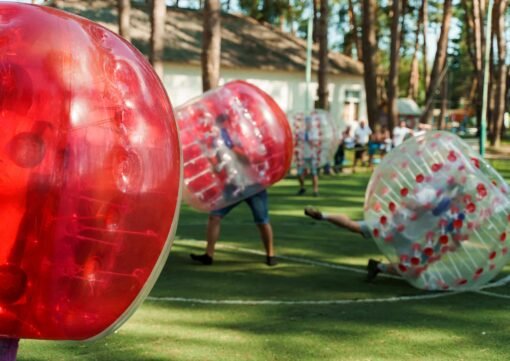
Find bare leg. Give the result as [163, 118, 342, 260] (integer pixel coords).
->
[352, 157, 358, 173]
[324, 214, 363, 234]
[205, 215, 222, 257]
[298, 174, 305, 188]
[256, 223, 274, 257]
[312, 175, 319, 194]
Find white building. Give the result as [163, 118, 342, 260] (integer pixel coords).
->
[61, 0, 367, 129]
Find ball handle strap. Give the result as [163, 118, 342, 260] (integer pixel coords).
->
[0, 338, 19, 361]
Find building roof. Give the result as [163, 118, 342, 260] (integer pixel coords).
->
[57, 0, 363, 76]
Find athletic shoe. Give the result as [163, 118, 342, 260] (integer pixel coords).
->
[190, 253, 213, 265]
[366, 259, 381, 282]
[296, 188, 306, 195]
[266, 256, 278, 266]
[304, 206, 323, 220]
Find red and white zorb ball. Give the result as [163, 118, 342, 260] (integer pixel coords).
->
[364, 131, 510, 290]
[176, 81, 293, 211]
[292, 110, 337, 169]
[0, 4, 181, 340]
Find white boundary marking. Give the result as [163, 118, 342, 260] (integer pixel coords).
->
[475, 291, 510, 299]
[146, 292, 456, 305]
[150, 239, 510, 306]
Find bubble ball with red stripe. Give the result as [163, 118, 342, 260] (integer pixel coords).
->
[0, 4, 181, 340]
[364, 131, 510, 290]
[176, 80, 293, 211]
[292, 110, 337, 170]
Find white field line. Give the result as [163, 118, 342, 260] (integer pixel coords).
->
[146, 292, 456, 306]
[159, 240, 510, 305]
[475, 291, 510, 299]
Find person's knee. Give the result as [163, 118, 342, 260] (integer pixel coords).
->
[208, 214, 222, 224]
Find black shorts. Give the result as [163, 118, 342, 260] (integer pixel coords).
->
[354, 143, 366, 160]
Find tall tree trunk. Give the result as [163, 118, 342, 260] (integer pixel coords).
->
[399, 0, 407, 57]
[472, 0, 485, 132]
[490, 0, 507, 147]
[316, 0, 329, 110]
[463, 3, 476, 67]
[420, 0, 453, 124]
[313, 0, 320, 43]
[438, 70, 448, 130]
[347, 0, 363, 61]
[118, 0, 131, 42]
[175, 0, 180, 7]
[463, 1, 478, 112]
[150, 0, 166, 78]
[202, 0, 221, 92]
[361, 0, 379, 130]
[407, 0, 424, 99]
[387, 0, 401, 132]
[422, 0, 429, 90]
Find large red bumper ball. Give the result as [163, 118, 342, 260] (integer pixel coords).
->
[0, 4, 181, 340]
[176, 81, 293, 211]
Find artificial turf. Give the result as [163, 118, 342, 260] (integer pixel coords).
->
[18, 160, 510, 361]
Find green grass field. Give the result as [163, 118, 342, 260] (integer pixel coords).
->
[18, 160, 510, 361]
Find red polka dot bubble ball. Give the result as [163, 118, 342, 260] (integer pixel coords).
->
[364, 131, 510, 290]
[292, 110, 337, 170]
[0, 4, 181, 340]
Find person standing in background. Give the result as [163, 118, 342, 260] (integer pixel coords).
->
[333, 126, 351, 174]
[392, 120, 412, 148]
[352, 120, 372, 173]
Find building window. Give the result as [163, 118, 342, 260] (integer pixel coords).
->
[343, 89, 361, 124]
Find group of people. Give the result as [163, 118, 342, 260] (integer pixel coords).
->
[335, 119, 429, 173]
[190, 118, 431, 281]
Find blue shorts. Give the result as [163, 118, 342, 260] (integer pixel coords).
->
[210, 189, 269, 224]
[297, 158, 318, 176]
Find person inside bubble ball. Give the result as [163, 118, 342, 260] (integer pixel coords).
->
[209, 113, 254, 202]
[190, 113, 277, 267]
[303, 178, 468, 282]
[297, 116, 320, 197]
[303, 206, 397, 281]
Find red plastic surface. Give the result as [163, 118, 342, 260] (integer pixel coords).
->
[0, 4, 181, 340]
[176, 81, 293, 211]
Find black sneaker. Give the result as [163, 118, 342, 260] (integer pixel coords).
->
[190, 253, 213, 265]
[366, 259, 381, 282]
[313, 191, 319, 197]
[296, 188, 306, 196]
[304, 206, 323, 220]
[266, 256, 278, 266]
